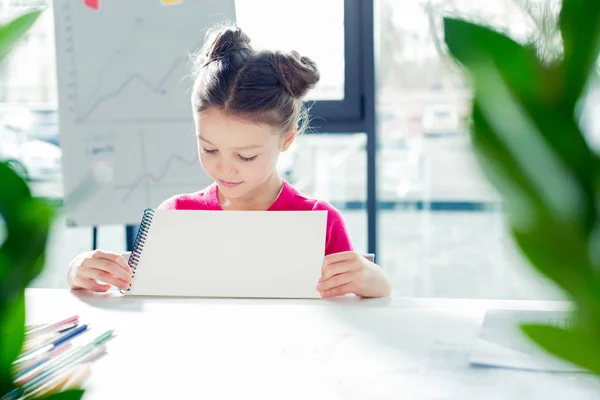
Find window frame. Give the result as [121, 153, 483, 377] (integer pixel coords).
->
[307, 0, 363, 122]
[302, 0, 378, 256]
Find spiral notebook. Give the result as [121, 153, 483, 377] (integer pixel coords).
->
[121, 208, 327, 299]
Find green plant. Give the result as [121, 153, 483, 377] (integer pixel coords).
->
[443, 0, 600, 375]
[0, 10, 84, 399]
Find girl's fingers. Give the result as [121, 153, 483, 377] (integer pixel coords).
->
[72, 276, 111, 292]
[79, 265, 129, 290]
[320, 260, 361, 282]
[91, 250, 132, 275]
[317, 271, 355, 292]
[320, 282, 354, 298]
[82, 257, 131, 283]
[321, 251, 357, 273]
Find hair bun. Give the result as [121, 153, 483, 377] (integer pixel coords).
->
[273, 51, 320, 99]
[202, 24, 252, 65]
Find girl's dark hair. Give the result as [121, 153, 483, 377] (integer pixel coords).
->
[190, 23, 320, 134]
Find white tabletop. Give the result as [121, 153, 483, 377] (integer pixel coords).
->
[23, 289, 600, 399]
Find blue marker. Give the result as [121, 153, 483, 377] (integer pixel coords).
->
[15, 324, 89, 364]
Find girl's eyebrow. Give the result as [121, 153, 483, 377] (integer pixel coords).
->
[198, 135, 262, 150]
[197, 135, 214, 145]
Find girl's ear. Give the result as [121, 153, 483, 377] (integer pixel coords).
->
[281, 129, 296, 151]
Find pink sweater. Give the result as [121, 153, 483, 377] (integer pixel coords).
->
[158, 181, 353, 256]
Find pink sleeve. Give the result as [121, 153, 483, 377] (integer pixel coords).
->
[315, 202, 353, 255]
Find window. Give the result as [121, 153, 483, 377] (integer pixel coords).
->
[279, 134, 368, 252]
[374, 0, 565, 299]
[235, 0, 345, 102]
[236, 0, 363, 121]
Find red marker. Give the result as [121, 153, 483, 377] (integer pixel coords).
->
[84, 0, 100, 10]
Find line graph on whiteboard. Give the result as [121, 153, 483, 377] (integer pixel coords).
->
[53, 0, 236, 225]
[56, 0, 228, 124]
[114, 130, 205, 205]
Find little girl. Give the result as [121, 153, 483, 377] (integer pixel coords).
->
[67, 23, 391, 298]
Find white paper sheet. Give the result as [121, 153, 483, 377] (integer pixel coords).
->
[125, 210, 327, 299]
[469, 309, 585, 372]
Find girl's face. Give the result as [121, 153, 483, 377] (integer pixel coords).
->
[194, 108, 294, 200]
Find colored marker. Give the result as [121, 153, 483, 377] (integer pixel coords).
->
[25, 315, 79, 338]
[16, 324, 88, 363]
[4, 330, 114, 400]
[14, 342, 73, 381]
[84, 0, 100, 10]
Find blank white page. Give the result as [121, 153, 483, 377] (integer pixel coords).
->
[125, 210, 327, 299]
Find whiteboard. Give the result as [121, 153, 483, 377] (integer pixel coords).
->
[53, 0, 236, 226]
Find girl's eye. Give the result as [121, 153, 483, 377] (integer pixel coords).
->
[239, 155, 258, 163]
[201, 148, 217, 154]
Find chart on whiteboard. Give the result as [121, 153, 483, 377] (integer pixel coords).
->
[53, 0, 236, 226]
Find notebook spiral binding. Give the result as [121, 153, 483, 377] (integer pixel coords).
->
[120, 208, 155, 294]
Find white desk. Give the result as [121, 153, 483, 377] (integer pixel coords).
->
[24, 289, 600, 399]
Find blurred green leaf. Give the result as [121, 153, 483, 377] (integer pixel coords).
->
[443, 18, 543, 97]
[0, 292, 24, 394]
[469, 104, 545, 230]
[472, 101, 600, 319]
[0, 10, 42, 63]
[444, 17, 596, 277]
[521, 323, 600, 375]
[559, 0, 600, 106]
[0, 162, 54, 306]
[443, 0, 600, 377]
[0, 161, 53, 396]
[0, 8, 82, 399]
[40, 389, 86, 400]
[512, 225, 600, 328]
[444, 18, 596, 234]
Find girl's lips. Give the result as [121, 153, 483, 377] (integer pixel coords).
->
[218, 179, 243, 188]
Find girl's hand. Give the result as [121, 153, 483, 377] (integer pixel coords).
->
[317, 251, 391, 298]
[67, 250, 132, 292]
